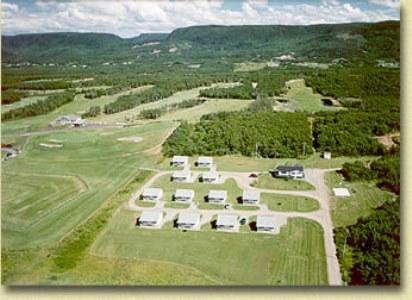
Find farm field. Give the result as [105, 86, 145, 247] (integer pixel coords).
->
[326, 172, 395, 227]
[251, 174, 315, 191]
[91, 208, 328, 285]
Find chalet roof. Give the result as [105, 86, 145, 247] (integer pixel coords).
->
[208, 190, 227, 199]
[142, 188, 163, 197]
[275, 165, 304, 172]
[216, 214, 237, 226]
[175, 189, 194, 198]
[242, 190, 260, 200]
[172, 155, 189, 163]
[177, 212, 200, 224]
[172, 170, 191, 178]
[140, 211, 163, 223]
[333, 188, 351, 197]
[197, 156, 213, 164]
[202, 171, 219, 179]
[257, 215, 287, 228]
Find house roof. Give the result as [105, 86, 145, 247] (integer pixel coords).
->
[142, 188, 163, 197]
[202, 171, 219, 179]
[242, 190, 260, 200]
[172, 170, 191, 178]
[208, 190, 227, 199]
[333, 188, 351, 197]
[257, 215, 287, 228]
[172, 155, 188, 163]
[56, 115, 81, 122]
[140, 211, 163, 223]
[197, 156, 213, 164]
[275, 165, 304, 172]
[175, 189, 194, 198]
[177, 212, 200, 224]
[216, 214, 237, 226]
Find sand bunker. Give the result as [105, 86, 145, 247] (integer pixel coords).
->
[40, 143, 63, 148]
[117, 136, 143, 143]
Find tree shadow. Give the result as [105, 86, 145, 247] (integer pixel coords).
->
[249, 221, 257, 231]
[236, 196, 243, 204]
[211, 219, 217, 229]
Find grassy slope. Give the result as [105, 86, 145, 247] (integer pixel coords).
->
[91, 208, 327, 285]
[251, 174, 315, 191]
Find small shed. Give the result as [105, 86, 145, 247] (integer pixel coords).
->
[208, 190, 227, 203]
[140, 188, 163, 201]
[171, 155, 189, 167]
[201, 171, 220, 184]
[333, 188, 351, 197]
[171, 170, 191, 183]
[196, 156, 213, 167]
[177, 212, 200, 230]
[256, 215, 287, 234]
[242, 190, 260, 204]
[174, 189, 194, 202]
[138, 211, 163, 228]
[216, 214, 238, 231]
[323, 152, 332, 160]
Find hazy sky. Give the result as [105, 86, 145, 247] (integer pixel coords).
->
[1, 0, 400, 38]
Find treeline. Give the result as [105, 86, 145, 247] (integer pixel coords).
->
[82, 106, 101, 118]
[139, 99, 205, 119]
[334, 198, 400, 285]
[1, 90, 28, 105]
[313, 111, 400, 156]
[1, 92, 75, 121]
[200, 83, 254, 99]
[163, 112, 313, 157]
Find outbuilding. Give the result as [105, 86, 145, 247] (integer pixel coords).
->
[256, 215, 287, 234]
[196, 156, 213, 167]
[171, 170, 191, 183]
[207, 190, 227, 203]
[176, 212, 201, 230]
[170, 155, 189, 167]
[138, 211, 163, 228]
[174, 189, 194, 202]
[140, 188, 163, 201]
[333, 188, 351, 197]
[242, 190, 260, 205]
[216, 214, 238, 231]
[323, 152, 332, 160]
[273, 165, 305, 179]
[201, 171, 220, 184]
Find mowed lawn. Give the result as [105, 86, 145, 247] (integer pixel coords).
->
[251, 174, 315, 191]
[326, 172, 395, 227]
[1, 121, 176, 249]
[91, 208, 328, 285]
[260, 194, 319, 212]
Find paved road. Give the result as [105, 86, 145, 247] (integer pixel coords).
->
[127, 168, 343, 286]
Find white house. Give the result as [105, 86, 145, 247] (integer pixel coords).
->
[216, 214, 238, 231]
[53, 115, 86, 127]
[273, 165, 305, 179]
[242, 190, 260, 205]
[139, 211, 163, 228]
[196, 156, 213, 167]
[140, 188, 163, 201]
[323, 152, 332, 160]
[174, 189, 194, 202]
[256, 215, 287, 234]
[171, 170, 191, 183]
[207, 190, 227, 204]
[333, 188, 351, 197]
[176, 212, 200, 230]
[201, 171, 220, 184]
[170, 155, 189, 167]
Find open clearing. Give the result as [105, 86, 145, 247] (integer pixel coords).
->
[117, 136, 143, 143]
[91, 208, 328, 285]
[233, 61, 280, 72]
[252, 174, 315, 191]
[2, 95, 49, 113]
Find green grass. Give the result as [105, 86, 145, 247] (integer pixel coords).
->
[326, 172, 395, 227]
[251, 174, 315, 191]
[1, 95, 48, 113]
[197, 203, 225, 210]
[164, 202, 190, 209]
[91, 208, 328, 285]
[231, 205, 259, 211]
[261, 193, 320, 212]
[136, 201, 157, 208]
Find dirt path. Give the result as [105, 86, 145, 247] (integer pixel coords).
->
[127, 168, 343, 286]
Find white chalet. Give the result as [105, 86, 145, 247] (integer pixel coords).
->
[170, 155, 189, 167]
[171, 170, 191, 183]
[273, 165, 305, 179]
[201, 171, 220, 184]
[177, 212, 200, 230]
[139, 211, 163, 228]
[216, 214, 238, 232]
[140, 188, 163, 201]
[174, 189, 194, 202]
[242, 190, 260, 205]
[207, 190, 227, 203]
[256, 215, 287, 234]
[196, 156, 213, 167]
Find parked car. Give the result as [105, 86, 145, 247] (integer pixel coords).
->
[239, 218, 247, 225]
[224, 203, 232, 209]
[249, 173, 259, 178]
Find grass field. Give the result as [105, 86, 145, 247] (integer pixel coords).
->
[2, 95, 48, 113]
[1, 121, 176, 249]
[326, 172, 395, 227]
[260, 194, 319, 212]
[158, 99, 252, 123]
[91, 208, 328, 285]
[251, 174, 315, 190]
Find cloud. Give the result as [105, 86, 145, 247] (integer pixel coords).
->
[1, 0, 400, 38]
[368, 0, 400, 9]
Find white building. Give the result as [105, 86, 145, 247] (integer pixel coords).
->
[256, 215, 287, 234]
[323, 152, 332, 160]
[216, 214, 238, 232]
[207, 190, 227, 204]
[196, 156, 213, 167]
[171, 170, 191, 183]
[176, 212, 200, 230]
[140, 188, 163, 201]
[333, 188, 351, 197]
[273, 165, 305, 179]
[201, 171, 220, 184]
[139, 211, 163, 228]
[170, 155, 189, 167]
[174, 189, 194, 202]
[242, 190, 260, 205]
[53, 115, 86, 127]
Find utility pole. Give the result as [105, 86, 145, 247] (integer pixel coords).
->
[302, 142, 306, 156]
[255, 142, 258, 158]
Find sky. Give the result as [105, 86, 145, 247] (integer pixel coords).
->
[1, 0, 400, 38]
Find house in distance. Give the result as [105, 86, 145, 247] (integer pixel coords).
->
[171, 170, 191, 183]
[207, 190, 227, 204]
[242, 190, 260, 205]
[170, 155, 189, 167]
[273, 165, 305, 179]
[140, 188, 163, 201]
[196, 156, 213, 168]
[216, 214, 238, 232]
[174, 189, 194, 202]
[138, 211, 163, 228]
[201, 171, 220, 184]
[176, 212, 201, 230]
[256, 215, 287, 234]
